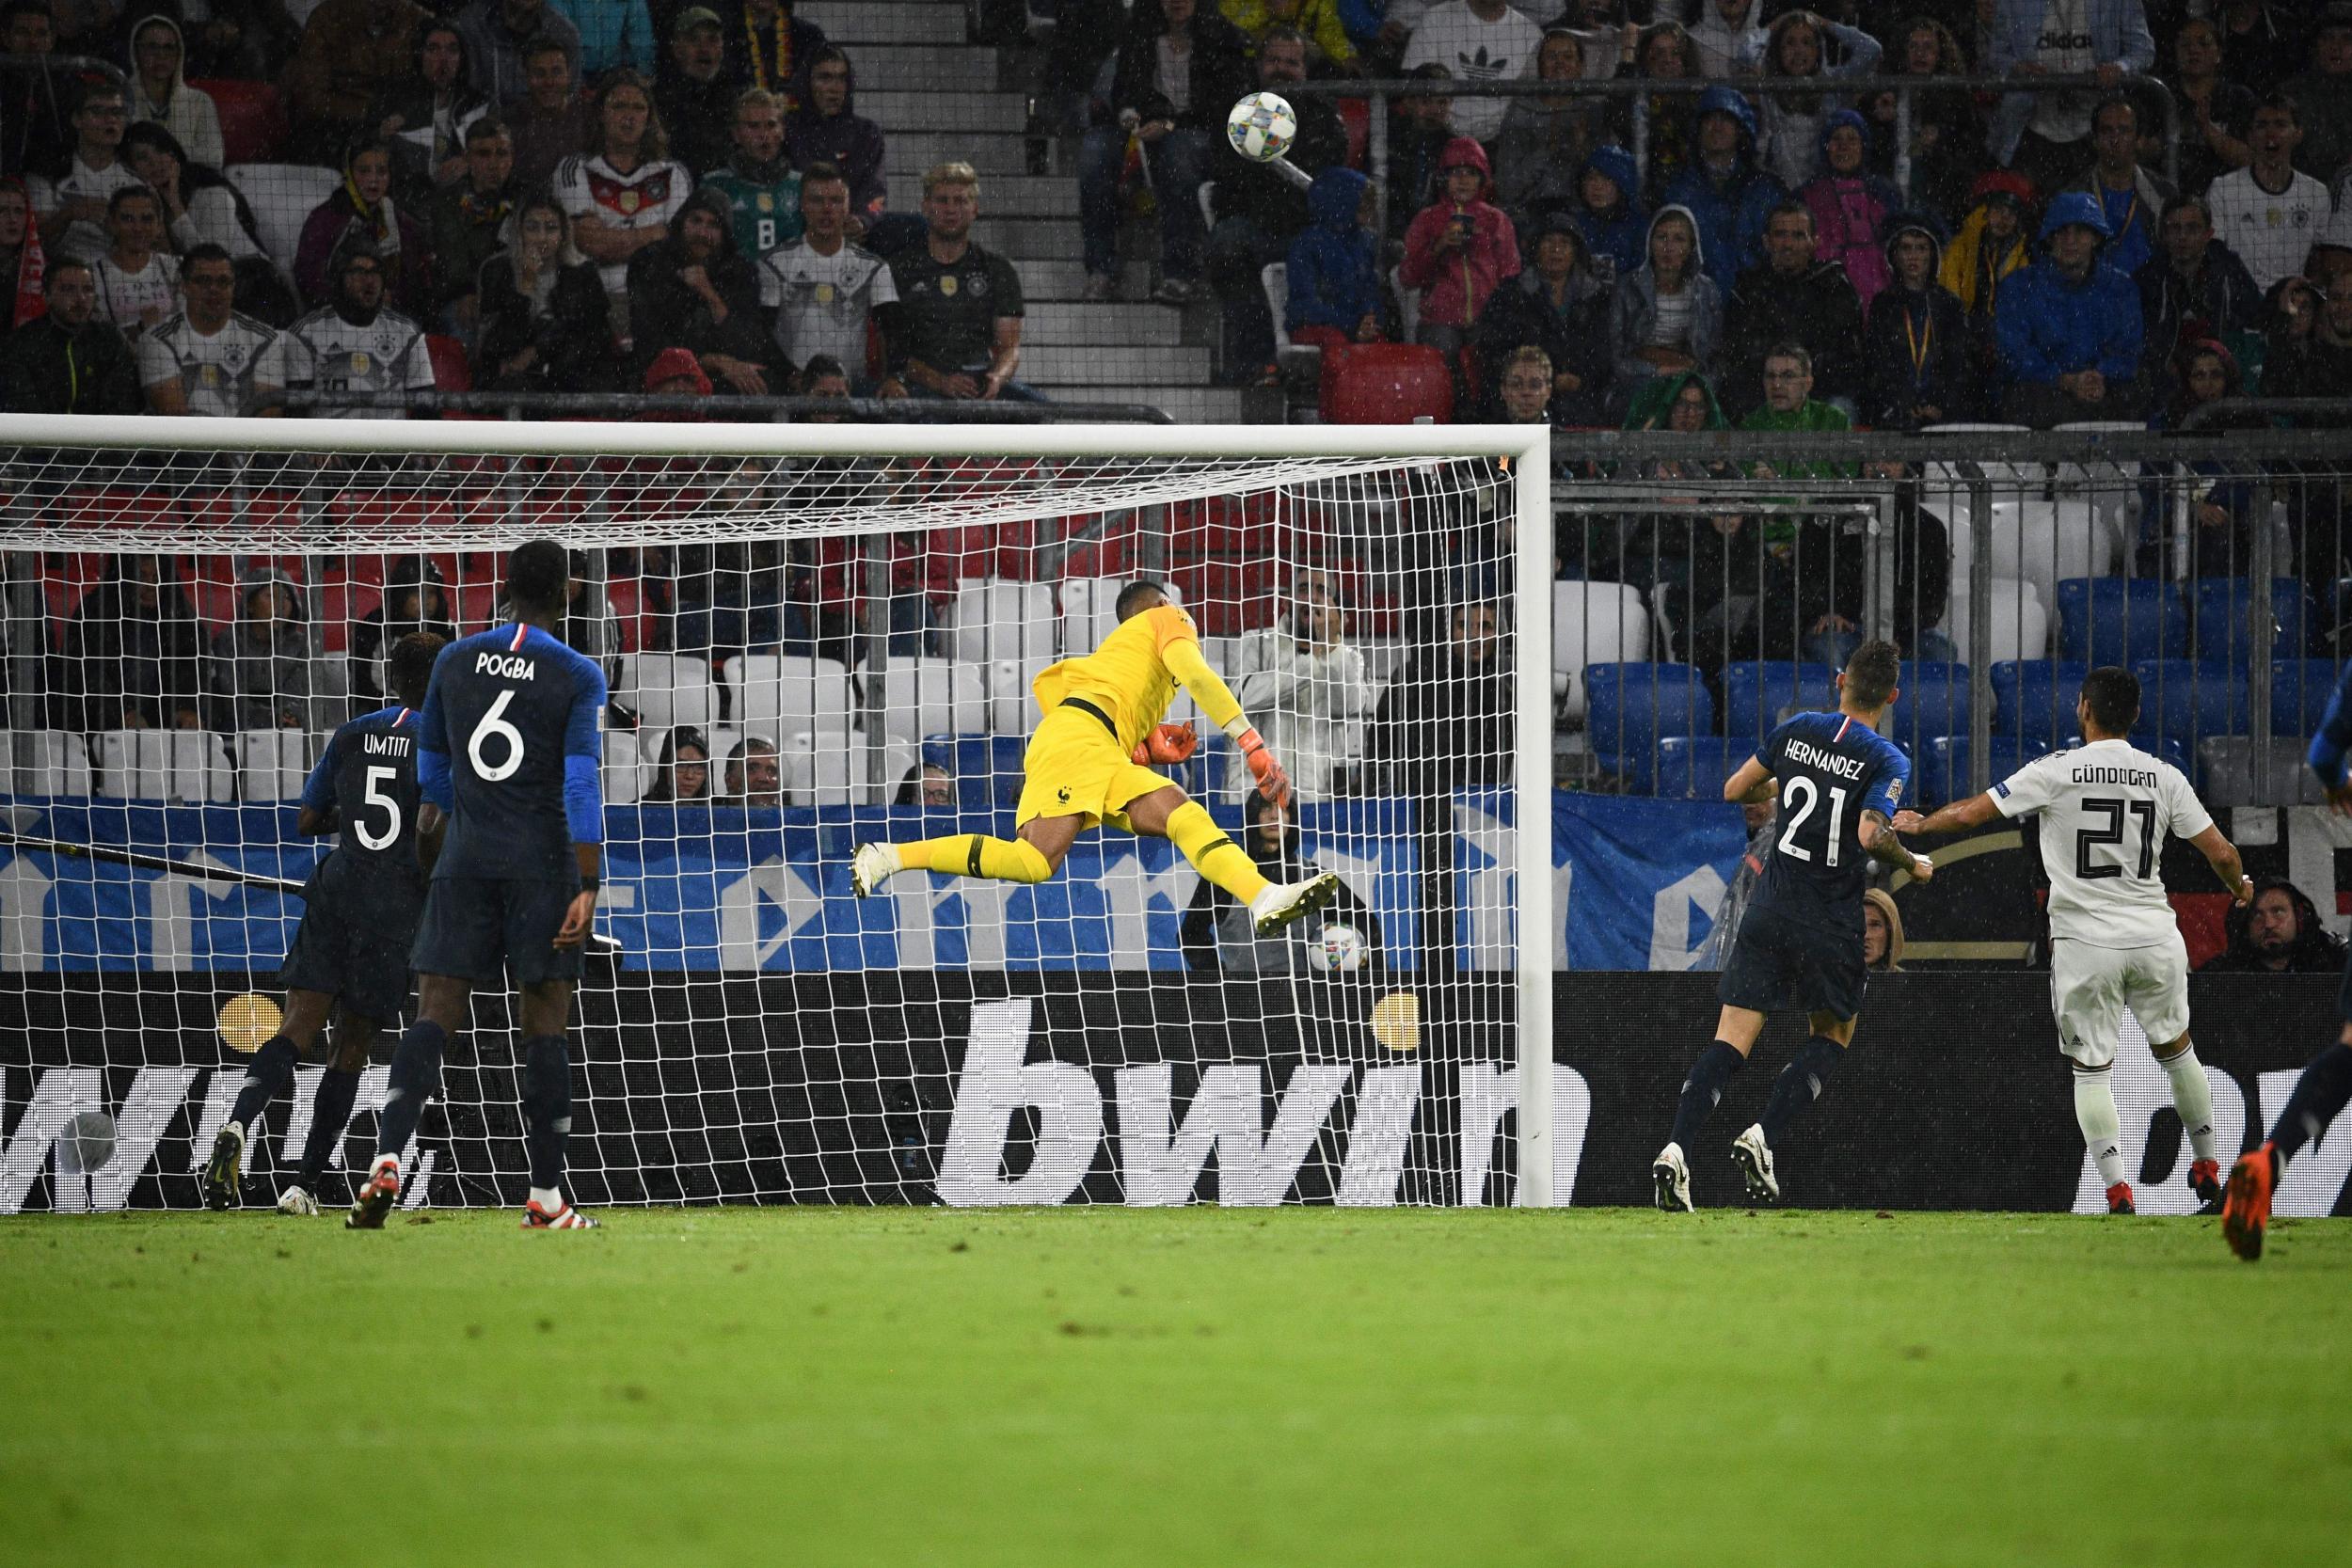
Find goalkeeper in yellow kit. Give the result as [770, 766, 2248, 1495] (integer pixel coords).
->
[851, 581, 1341, 935]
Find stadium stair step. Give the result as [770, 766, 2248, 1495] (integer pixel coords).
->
[797, 0, 966, 46]
[1037, 385, 1246, 420]
[1019, 345, 1211, 384]
[848, 43, 1010, 90]
[858, 90, 1031, 134]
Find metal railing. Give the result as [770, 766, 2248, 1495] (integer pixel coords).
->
[283, 390, 1179, 423]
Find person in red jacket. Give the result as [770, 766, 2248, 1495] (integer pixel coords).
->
[1399, 135, 1520, 406]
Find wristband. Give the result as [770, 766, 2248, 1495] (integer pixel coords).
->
[579, 875, 600, 894]
[1226, 720, 1263, 751]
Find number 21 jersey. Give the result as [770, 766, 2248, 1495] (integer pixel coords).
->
[1993, 737, 2211, 948]
[419, 625, 607, 882]
[1754, 711, 1911, 934]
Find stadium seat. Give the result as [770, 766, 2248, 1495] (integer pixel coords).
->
[1584, 662, 1713, 793]
[1262, 262, 1321, 383]
[1553, 581, 1651, 721]
[1653, 736, 1751, 800]
[2199, 736, 2328, 808]
[982, 656, 1050, 734]
[1720, 660, 1835, 738]
[1921, 735, 2057, 806]
[2055, 578, 2186, 664]
[1337, 96, 1371, 167]
[234, 730, 308, 802]
[871, 657, 988, 742]
[2190, 577, 2309, 667]
[55, 486, 177, 532]
[14, 732, 90, 797]
[728, 653, 856, 739]
[425, 333, 471, 393]
[94, 730, 230, 803]
[2131, 658, 2249, 748]
[1944, 574, 2049, 665]
[1985, 496, 2117, 614]
[601, 730, 644, 805]
[194, 79, 286, 164]
[226, 164, 338, 272]
[1320, 342, 1451, 424]
[1058, 575, 1140, 653]
[1989, 659, 2091, 741]
[945, 579, 1056, 665]
[2271, 659, 2344, 736]
[1886, 661, 1971, 752]
[779, 731, 914, 808]
[931, 733, 1028, 808]
[612, 654, 717, 734]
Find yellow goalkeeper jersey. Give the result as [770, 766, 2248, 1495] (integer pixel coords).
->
[1032, 604, 1228, 753]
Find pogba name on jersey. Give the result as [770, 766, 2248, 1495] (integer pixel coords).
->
[2070, 765, 2158, 788]
[1784, 739, 1867, 779]
[475, 652, 537, 680]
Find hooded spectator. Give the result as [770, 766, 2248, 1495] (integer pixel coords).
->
[1607, 202, 1718, 410]
[350, 556, 456, 706]
[2136, 193, 2262, 383]
[1228, 567, 1373, 803]
[2201, 878, 2347, 974]
[627, 182, 770, 393]
[0, 257, 138, 411]
[1565, 143, 1645, 290]
[1687, 0, 1763, 79]
[1861, 216, 1971, 430]
[454, 0, 582, 106]
[294, 137, 433, 314]
[262, 236, 437, 417]
[1284, 166, 1383, 352]
[474, 192, 612, 390]
[208, 566, 312, 732]
[642, 341, 711, 395]
[1399, 135, 1521, 374]
[1627, 371, 1755, 669]
[1862, 887, 1905, 971]
[0, 175, 44, 329]
[125, 14, 222, 168]
[1722, 198, 1862, 418]
[1661, 83, 1782, 287]
[1746, 8, 1881, 192]
[1492, 29, 1607, 222]
[367, 20, 489, 208]
[783, 45, 884, 242]
[1996, 188, 2146, 425]
[1475, 207, 1608, 426]
[1360, 598, 1513, 799]
[1799, 108, 1900, 311]
[50, 554, 206, 734]
[723, 0, 825, 104]
[1180, 789, 1382, 974]
[286, 0, 432, 153]
[121, 121, 289, 325]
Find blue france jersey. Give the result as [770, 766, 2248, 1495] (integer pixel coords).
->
[299, 705, 425, 901]
[1752, 711, 1911, 933]
[2307, 660, 2352, 790]
[416, 624, 606, 882]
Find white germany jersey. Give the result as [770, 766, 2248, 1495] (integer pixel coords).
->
[1992, 738, 2213, 949]
[758, 238, 896, 372]
[137, 309, 278, 417]
[261, 305, 435, 417]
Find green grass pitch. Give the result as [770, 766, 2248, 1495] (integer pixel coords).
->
[5, 1207, 2348, 1566]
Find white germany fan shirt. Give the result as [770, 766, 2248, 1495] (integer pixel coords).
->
[138, 309, 278, 417]
[758, 236, 897, 373]
[261, 305, 436, 417]
[1992, 738, 2212, 948]
[554, 153, 691, 294]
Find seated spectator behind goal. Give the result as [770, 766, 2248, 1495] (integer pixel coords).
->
[657, 7, 736, 178]
[759, 161, 896, 387]
[456, 0, 582, 110]
[723, 735, 784, 809]
[1798, 110, 1900, 311]
[286, 0, 432, 154]
[723, 0, 825, 103]
[626, 183, 770, 394]
[126, 14, 223, 169]
[1283, 166, 1384, 354]
[2201, 879, 2349, 974]
[29, 79, 142, 267]
[367, 20, 491, 210]
[90, 184, 178, 343]
[474, 193, 613, 391]
[206, 567, 313, 734]
[1721, 199, 1862, 420]
[885, 161, 1040, 403]
[1995, 189, 2146, 426]
[262, 238, 437, 417]
[0, 178, 43, 332]
[295, 139, 434, 315]
[1607, 204, 1719, 417]
[555, 69, 691, 342]
[700, 87, 802, 264]
[1, 257, 140, 412]
[49, 555, 208, 735]
[783, 46, 886, 247]
[0, 2, 71, 182]
[643, 726, 712, 802]
[1397, 137, 1521, 394]
[350, 556, 458, 708]
[502, 34, 595, 197]
[427, 117, 517, 341]
[1861, 216, 1976, 430]
[135, 246, 278, 420]
[1360, 598, 1513, 800]
[1474, 208, 1610, 427]
[120, 123, 268, 270]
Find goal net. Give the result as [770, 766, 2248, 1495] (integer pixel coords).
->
[0, 416, 1555, 1213]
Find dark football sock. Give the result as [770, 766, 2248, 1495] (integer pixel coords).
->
[298, 1067, 363, 1190]
[2270, 1042, 2352, 1166]
[519, 1035, 573, 1191]
[1669, 1041, 1745, 1150]
[1760, 1037, 1845, 1145]
[374, 1021, 446, 1162]
[228, 1036, 299, 1132]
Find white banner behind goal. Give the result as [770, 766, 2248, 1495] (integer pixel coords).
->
[0, 420, 1553, 1211]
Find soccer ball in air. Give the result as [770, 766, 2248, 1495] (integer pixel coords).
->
[1227, 91, 1298, 164]
[1307, 922, 1366, 974]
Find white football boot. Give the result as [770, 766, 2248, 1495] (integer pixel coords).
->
[1652, 1142, 1693, 1212]
[1731, 1123, 1779, 1203]
[850, 842, 900, 898]
[1249, 872, 1340, 936]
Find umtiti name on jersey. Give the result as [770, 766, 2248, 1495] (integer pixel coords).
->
[363, 732, 412, 758]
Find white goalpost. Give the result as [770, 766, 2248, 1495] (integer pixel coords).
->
[0, 415, 1553, 1212]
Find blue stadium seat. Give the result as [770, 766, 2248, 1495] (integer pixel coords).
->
[1720, 660, 1836, 738]
[2055, 578, 2187, 664]
[2191, 578, 2310, 666]
[1654, 736, 1754, 800]
[1989, 659, 2091, 740]
[1887, 660, 1970, 752]
[928, 734, 1027, 807]
[1923, 736, 2057, 806]
[2272, 659, 2346, 736]
[1586, 663, 1714, 795]
[2131, 659, 2249, 748]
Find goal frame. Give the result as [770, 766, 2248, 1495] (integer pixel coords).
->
[1, 414, 1557, 1208]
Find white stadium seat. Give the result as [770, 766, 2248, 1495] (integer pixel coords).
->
[871, 657, 988, 742]
[602, 730, 644, 805]
[727, 654, 856, 738]
[95, 730, 230, 803]
[1553, 581, 1651, 721]
[225, 163, 339, 275]
[236, 730, 309, 802]
[612, 654, 717, 734]
[15, 732, 91, 797]
[946, 581, 1056, 665]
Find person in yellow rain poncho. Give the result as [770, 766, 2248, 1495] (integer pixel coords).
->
[851, 580, 1340, 936]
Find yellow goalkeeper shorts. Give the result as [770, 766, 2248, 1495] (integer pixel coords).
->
[1015, 702, 1171, 831]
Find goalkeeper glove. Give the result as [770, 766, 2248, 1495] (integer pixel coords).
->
[1234, 727, 1292, 809]
[1131, 721, 1200, 766]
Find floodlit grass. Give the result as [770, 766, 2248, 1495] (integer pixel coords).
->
[3, 1207, 2347, 1566]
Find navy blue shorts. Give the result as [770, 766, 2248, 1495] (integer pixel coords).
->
[278, 871, 420, 1023]
[409, 876, 583, 989]
[1718, 902, 1867, 1022]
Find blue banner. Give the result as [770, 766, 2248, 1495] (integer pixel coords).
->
[0, 796, 1746, 973]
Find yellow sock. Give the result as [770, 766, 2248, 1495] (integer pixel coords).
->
[1166, 800, 1271, 904]
[894, 834, 1054, 883]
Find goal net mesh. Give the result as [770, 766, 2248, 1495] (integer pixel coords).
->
[0, 436, 1539, 1212]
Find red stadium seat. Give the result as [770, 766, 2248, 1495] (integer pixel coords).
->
[1319, 343, 1453, 424]
[55, 487, 177, 532]
[1337, 97, 1370, 170]
[196, 79, 288, 164]
[425, 333, 471, 393]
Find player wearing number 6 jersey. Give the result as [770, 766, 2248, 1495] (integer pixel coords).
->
[1897, 667, 2252, 1215]
[851, 581, 1340, 936]
[204, 632, 445, 1217]
[348, 541, 608, 1232]
[1652, 641, 1931, 1212]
